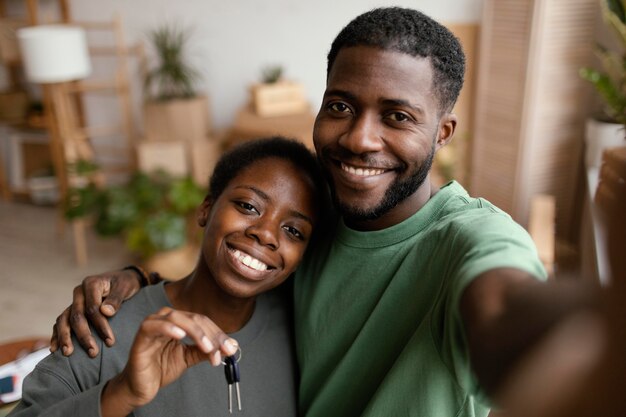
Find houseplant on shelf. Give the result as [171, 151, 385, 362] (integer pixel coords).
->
[64, 169, 205, 278]
[142, 24, 210, 142]
[580, 0, 626, 168]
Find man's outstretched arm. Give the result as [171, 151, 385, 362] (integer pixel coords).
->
[50, 268, 146, 357]
[460, 268, 601, 397]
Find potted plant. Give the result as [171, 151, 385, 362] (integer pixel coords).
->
[64, 169, 205, 278]
[142, 24, 211, 142]
[580, 0, 626, 168]
[250, 64, 308, 117]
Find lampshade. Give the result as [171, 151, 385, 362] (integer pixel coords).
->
[17, 25, 91, 83]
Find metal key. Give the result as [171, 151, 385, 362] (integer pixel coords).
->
[224, 354, 242, 413]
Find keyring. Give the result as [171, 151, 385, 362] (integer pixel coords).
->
[221, 346, 242, 364]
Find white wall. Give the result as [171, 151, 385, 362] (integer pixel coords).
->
[65, 1, 483, 131]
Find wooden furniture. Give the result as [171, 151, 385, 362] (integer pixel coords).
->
[225, 105, 315, 150]
[0, 0, 72, 201]
[528, 194, 556, 278]
[471, 0, 596, 242]
[0, 337, 48, 414]
[61, 16, 142, 265]
[0, 338, 48, 367]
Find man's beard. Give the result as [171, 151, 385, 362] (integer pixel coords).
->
[331, 143, 436, 223]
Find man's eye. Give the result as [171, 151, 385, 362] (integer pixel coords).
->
[283, 225, 304, 240]
[328, 102, 352, 114]
[387, 112, 411, 122]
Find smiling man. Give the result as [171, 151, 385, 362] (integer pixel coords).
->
[49, 7, 597, 417]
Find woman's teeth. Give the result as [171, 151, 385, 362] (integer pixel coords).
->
[232, 249, 268, 271]
[341, 163, 385, 177]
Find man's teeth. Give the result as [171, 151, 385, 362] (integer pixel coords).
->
[232, 249, 268, 271]
[341, 163, 385, 177]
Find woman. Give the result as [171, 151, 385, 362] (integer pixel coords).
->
[11, 137, 329, 417]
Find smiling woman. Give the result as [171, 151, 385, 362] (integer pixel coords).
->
[9, 137, 329, 417]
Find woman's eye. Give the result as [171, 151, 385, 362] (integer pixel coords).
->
[283, 225, 304, 240]
[328, 102, 352, 114]
[236, 202, 258, 214]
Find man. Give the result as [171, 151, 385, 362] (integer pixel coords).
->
[51, 7, 595, 416]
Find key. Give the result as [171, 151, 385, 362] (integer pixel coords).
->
[224, 354, 242, 413]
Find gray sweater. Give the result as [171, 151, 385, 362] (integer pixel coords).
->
[10, 282, 298, 416]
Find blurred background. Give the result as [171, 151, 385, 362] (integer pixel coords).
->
[0, 0, 625, 414]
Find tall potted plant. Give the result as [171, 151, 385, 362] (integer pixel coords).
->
[580, 0, 626, 168]
[142, 24, 211, 142]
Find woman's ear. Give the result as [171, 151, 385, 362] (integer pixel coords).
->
[197, 196, 213, 227]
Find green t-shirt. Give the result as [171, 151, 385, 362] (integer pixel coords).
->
[294, 181, 546, 417]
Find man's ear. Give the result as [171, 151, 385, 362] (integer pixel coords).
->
[197, 196, 213, 227]
[436, 113, 457, 151]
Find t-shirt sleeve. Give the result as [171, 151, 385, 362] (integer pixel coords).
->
[9, 350, 105, 417]
[435, 209, 547, 404]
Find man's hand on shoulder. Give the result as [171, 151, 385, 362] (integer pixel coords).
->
[50, 268, 145, 358]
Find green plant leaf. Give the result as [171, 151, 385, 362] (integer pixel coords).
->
[128, 172, 168, 212]
[580, 67, 626, 124]
[63, 183, 101, 220]
[144, 211, 187, 253]
[66, 159, 99, 177]
[144, 24, 201, 101]
[169, 177, 205, 214]
[580, 1, 626, 125]
[261, 65, 283, 84]
[94, 186, 138, 235]
[126, 221, 154, 258]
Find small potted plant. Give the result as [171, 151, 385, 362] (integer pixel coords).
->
[65, 169, 205, 278]
[580, 0, 626, 168]
[250, 64, 308, 117]
[142, 24, 210, 142]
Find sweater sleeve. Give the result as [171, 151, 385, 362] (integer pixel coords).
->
[8, 348, 106, 417]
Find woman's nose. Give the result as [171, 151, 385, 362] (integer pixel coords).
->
[245, 221, 279, 250]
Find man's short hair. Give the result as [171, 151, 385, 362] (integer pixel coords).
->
[327, 7, 465, 113]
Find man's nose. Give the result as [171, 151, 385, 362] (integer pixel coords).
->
[338, 113, 384, 154]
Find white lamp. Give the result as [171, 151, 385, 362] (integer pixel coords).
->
[17, 25, 91, 83]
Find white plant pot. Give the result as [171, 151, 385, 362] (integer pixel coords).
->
[585, 119, 625, 168]
[27, 176, 59, 205]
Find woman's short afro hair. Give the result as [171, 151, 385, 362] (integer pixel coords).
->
[207, 136, 329, 223]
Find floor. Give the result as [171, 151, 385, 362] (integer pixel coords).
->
[0, 199, 132, 344]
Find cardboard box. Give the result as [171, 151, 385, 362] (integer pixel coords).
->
[143, 96, 211, 143]
[251, 81, 308, 117]
[136, 141, 188, 177]
[189, 138, 223, 188]
[601, 146, 626, 179]
[226, 105, 315, 150]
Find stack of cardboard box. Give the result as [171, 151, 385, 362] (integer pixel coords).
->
[136, 96, 222, 188]
[226, 79, 315, 150]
